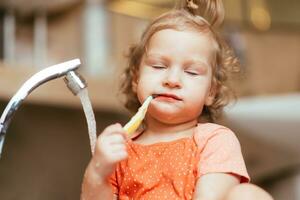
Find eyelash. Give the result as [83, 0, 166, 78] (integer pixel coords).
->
[185, 71, 199, 76]
[151, 65, 166, 69]
[150, 64, 201, 76]
[151, 65, 199, 75]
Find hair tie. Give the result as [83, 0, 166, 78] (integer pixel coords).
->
[186, 0, 199, 10]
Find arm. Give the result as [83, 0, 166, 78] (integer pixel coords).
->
[193, 173, 240, 200]
[192, 126, 250, 200]
[80, 123, 128, 200]
[81, 159, 115, 200]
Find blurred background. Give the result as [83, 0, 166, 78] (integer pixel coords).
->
[0, 0, 299, 199]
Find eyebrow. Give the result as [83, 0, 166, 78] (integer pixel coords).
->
[185, 58, 210, 69]
[144, 53, 170, 64]
[145, 53, 165, 59]
[145, 53, 211, 68]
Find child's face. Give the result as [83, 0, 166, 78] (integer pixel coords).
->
[135, 29, 216, 124]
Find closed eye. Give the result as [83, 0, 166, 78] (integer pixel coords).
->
[151, 65, 166, 69]
[185, 70, 199, 76]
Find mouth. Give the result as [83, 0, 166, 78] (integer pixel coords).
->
[153, 93, 182, 101]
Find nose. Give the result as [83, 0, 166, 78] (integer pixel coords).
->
[163, 67, 182, 89]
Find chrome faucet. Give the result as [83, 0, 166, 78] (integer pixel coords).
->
[0, 58, 87, 158]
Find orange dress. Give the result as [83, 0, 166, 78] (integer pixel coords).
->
[109, 123, 250, 199]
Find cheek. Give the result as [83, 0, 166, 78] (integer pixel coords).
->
[188, 93, 206, 108]
[136, 73, 162, 103]
[185, 96, 206, 119]
[137, 70, 158, 90]
[136, 77, 151, 102]
[185, 80, 211, 105]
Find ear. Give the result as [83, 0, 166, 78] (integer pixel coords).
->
[205, 84, 216, 106]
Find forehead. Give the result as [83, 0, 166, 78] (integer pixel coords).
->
[146, 29, 216, 64]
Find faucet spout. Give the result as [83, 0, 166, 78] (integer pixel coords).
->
[0, 58, 81, 157]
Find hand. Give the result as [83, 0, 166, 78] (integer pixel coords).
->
[92, 123, 128, 179]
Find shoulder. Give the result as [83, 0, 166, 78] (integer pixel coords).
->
[194, 122, 236, 138]
[193, 123, 240, 150]
[194, 123, 250, 183]
[195, 122, 229, 132]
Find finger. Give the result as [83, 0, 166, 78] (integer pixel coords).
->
[107, 129, 127, 141]
[111, 144, 127, 153]
[112, 123, 127, 136]
[98, 143, 126, 159]
[101, 123, 119, 136]
[120, 130, 129, 140]
[101, 123, 126, 136]
[104, 149, 128, 163]
[107, 134, 126, 144]
[114, 151, 128, 161]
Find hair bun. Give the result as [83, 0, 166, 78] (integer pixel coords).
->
[178, 0, 225, 27]
[187, 0, 199, 10]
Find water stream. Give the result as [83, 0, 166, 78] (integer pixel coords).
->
[77, 88, 97, 154]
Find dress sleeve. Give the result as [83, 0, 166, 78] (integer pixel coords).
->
[194, 125, 250, 183]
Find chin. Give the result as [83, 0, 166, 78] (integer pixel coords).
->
[148, 108, 187, 124]
[154, 116, 184, 125]
[148, 101, 203, 123]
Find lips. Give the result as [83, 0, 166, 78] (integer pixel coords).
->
[153, 93, 182, 101]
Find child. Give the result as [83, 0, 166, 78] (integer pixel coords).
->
[81, 0, 273, 199]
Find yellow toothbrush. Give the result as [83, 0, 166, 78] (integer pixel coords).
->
[123, 96, 153, 136]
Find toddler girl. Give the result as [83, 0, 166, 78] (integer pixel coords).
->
[81, 0, 273, 199]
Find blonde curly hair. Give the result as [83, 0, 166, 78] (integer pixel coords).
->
[120, 1, 240, 122]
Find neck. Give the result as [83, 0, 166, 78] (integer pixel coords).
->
[144, 115, 198, 136]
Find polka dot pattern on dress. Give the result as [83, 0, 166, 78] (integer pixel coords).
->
[108, 123, 250, 199]
[111, 137, 199, 200]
